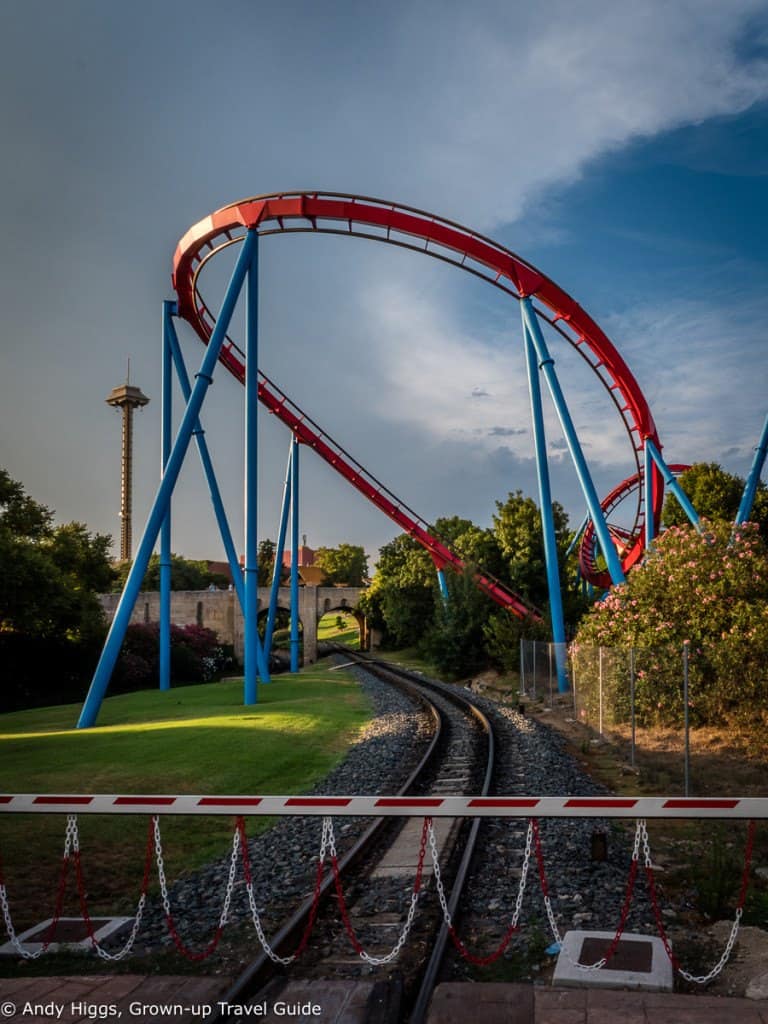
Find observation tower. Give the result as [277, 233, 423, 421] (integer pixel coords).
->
[106, 371, 150, 560]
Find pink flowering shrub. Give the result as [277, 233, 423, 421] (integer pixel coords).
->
[571, 521, 768, 727]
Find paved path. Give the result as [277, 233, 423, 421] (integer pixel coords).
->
[2, 977, 768, 1022]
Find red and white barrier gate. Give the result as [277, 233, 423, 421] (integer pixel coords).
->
[0, 793, 761, 981]
[2, 793, 766, 817]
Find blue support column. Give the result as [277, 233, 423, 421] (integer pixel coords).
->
[736, 412, 768, 525]
[244, 232, 270, 705]
[646, 439, 701, 532]
[521, 297, 625, 587]
[77, 229, 259, 729]
[164, 315, 246, 614]
[522, 316, 568, 692]
[265, 441, 294, 659]
[436, 567, 449, 603]
[565, 512, 589, 559]
[290, 437, 300, 674]
[159, 303, 173, 692]
[644, 440, 655, 552]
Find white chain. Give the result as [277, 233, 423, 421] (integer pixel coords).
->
[428, 819, 533, 936]
[246, 817, 333, 965]
[70, 815, 147, 962]
[543, 820, 644, 972]
[346, 817, 426, 967]
[0, 816, 78, 960]
[638, 820, 743, 984]
[153, 815, 239, 933]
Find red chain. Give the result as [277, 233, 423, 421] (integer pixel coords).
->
[237, 816, 325, 960]
[647, 818, 757, 969]
[332, 817, 430, 956]
[74, 817, 154, 947]
[533, 818, 640, 968]
[448, 921, 520, 967]
[0, 829, 72, 953]
[165, 916, 224, 962]
[737, 820, 757, 908]
[598, 858, 638, 964]
[644, 864, 680, 969]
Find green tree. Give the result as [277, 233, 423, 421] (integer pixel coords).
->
[663, 462, 768, 537]
[492, 489, 587, 626]
[0, 468, 53, 539]
[0, 469, 114, 710]
[0, 471, 113, 640]
[362, 534, 436, 648]
[112, 553, 229, 592]
[422, 566, 496, 678]
[315, 543, 369, 586]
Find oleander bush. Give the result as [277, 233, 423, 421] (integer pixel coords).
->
[571, 520, 768, 727]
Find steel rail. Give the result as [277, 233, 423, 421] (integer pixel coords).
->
[172, 192, 663, 594]
[207, 659, 444, 1020]
[579, 463, 690, 586]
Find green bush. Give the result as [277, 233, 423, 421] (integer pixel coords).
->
[571, 521, 768, 728]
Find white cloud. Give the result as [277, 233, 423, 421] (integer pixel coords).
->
[380, 0, 768, 228]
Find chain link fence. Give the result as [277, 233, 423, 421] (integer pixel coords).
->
[518, 640, 745, 796]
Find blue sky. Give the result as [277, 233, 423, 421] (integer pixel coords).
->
[1, 0, 767, 566]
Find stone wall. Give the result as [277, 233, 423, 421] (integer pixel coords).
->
[99, 586, 367, 664]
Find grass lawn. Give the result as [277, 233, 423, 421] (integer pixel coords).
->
[316, 615, 360, 649]
[0, 661, 371, 927]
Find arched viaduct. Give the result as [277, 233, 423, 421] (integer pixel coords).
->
[99, 586, 368, 665]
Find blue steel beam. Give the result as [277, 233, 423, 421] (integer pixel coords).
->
[244, 234, 270, 704]
[521, 297, 625, 587]
[265, 441, 294, 659]
[645, 439, 701, 532]
[522, 316, 568, 692]
[436, 568, 449, 603]
[736, 412, 768, 525]
[644, 440, 655, 552]
[159, 303, 173, 692]
[164, 314, 246, 613]
[290, 437, 300, 673]
[565, 512, 590, 560]
[77, 229, 259, 729]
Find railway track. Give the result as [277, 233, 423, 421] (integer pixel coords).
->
[209, 649, 499, 1023]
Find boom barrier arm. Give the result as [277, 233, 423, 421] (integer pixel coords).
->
[2, 794, 764, 819]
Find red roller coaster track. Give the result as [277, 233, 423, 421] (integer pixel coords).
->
[172, 192, 664, 615]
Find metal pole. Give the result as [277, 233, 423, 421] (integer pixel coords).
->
[646, 439, 701, 533]
[265, 441, 294, 659]
[436, 567, 449, 604]
[290, 437, 300, 673]
[735, 411, 768, 525]
[599, 646, 603, 736]
[683, 642, 690, 797]
[519, 637, 525, 696]
[521, 297, 625, 586]
[644, 441, 655, 553]
[244, 233, 269, 705]
[165, 314, 245, 614]
[159, 302, 173, 693]
[629, 647, 636, 769]
[522, 315, 568, 691]
[77, 230, 259, 729]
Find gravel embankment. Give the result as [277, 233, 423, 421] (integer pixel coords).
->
[132, 661, 431, 952]
[127, 660, 690, 971]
